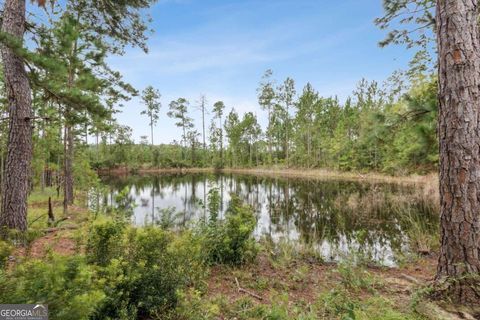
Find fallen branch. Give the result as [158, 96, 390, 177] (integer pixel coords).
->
[399, 273, 421, 284]
[235, 277, 263, 301]
[28, 214, 47, 226]
[43, 224, 78, 233]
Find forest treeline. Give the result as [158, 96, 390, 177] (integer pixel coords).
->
[87, 72, 438, 175]
[1, 66, 439, 201]
[0, 0, 438, 221]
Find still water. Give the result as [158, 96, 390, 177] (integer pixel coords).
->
[97, 173, 438, 266]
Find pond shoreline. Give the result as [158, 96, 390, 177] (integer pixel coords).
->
[21, 189, 448, 319]
[98, 166, 437, 185]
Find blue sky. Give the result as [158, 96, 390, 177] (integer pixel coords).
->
[107, 0, 412, 144]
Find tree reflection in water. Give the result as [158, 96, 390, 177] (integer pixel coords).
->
[97, 173, 438, 266]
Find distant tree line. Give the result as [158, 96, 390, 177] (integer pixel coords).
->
[90, 70, 437, 174]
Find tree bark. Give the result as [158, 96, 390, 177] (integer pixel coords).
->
[63, 123, 74, 212]
[436, 0, 480, 304]
[47, 197, 55, 227]
[0, 0, 32, 233]
[0, 150, 3, 196]
[201, 96, 206, 150]
[219, 116, 223, 168]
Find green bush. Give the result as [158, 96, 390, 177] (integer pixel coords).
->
[86, 221, 206, 319]
[86, 218, 125, 266]
[201, 195, 257, 266]
[0, 255, 104, 320]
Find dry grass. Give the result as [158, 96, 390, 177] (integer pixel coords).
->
[101, 166, 438, 186]
[220, 167, 438, 185]
[99, 166, 214, 175]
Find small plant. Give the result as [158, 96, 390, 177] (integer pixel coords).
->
[403, 210, 439, 256]
[263, 239, 323, 268]
[335, 257, 379, 293]
[201, 195, 257, 266]
[174, 289, 221, 320]
[0, 240, 12, 269]
[207, 187, 221, 224]
[113, 186, 136, 218]
[156, 206, 180, 229]
[318, 288, 357, 319]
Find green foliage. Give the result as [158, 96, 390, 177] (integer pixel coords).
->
[201, 195, 258, 266]
[86, 218, 126, 267]
[156, 207, 180, 229]
[318, 288, 420, 320]
[85, 220, 206, 319]
[0, 255, 105, 320]
[0, 223, 207, 320]
[375, 0, 436, 78]
[319, 288, 357, 319]
[141, 86, 162, 145]
[83, 73, 438, 175]
[174, 289, 222, 320]
[335, 259, 378, 292]
[176, 289, 418, 320]
[207, 188, 220, 223]
[0, 240, 12, 269]
[73, 148, 102, 191]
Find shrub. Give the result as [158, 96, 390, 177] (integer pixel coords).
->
[86, 218, 125, 266]
[156, 207, 180, 229]
[86, 221, 206, 319]
[207, 188, 220, 223]
[0, 255, 104, 320]
[202, 195, 257, 266]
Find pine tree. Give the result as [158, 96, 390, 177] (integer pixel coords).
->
[213, 101, 226, 168]
[0, 0, 33, 233]
[277, 77, 296, 167]
[435, 0, 480, 304]
[141, 86, 162, 146]
[257, 69, 276, 165]
[168, 98, 194, 161]
[0, 0, 156, 229]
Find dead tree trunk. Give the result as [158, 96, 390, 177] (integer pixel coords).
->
[0, 0, 32, 233]
[436, 0, 480, 304]
[47, 197, 55, 227]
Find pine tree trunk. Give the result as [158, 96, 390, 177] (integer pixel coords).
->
[202, 99, 206, 150]
[66, 126, 74, 204]
[268, 107, 272, 165]
[150, 116, 154, 146]
[285, 106, 289, 168]
[436, 0, 480, 304]
[63, 124, 74, 212]
[63, 34, 77, 211]
[0, 0, 32, 233]
[219, 116, 224, 168]
[0, 150, 4, 196]
[96, 133, 99, 161]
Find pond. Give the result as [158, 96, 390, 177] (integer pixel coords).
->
[95, 172, 438, 266]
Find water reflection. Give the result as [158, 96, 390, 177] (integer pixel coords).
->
[97, 173, 438, 266]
